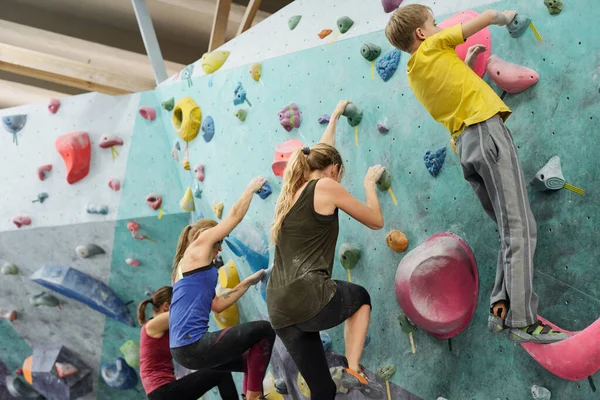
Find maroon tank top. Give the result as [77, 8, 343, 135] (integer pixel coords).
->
[140, 323, 176, 394]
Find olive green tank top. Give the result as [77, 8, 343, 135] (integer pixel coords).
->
[266, 179, 339, 329]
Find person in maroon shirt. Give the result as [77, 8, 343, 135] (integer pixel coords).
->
[138, 286, 239, 400]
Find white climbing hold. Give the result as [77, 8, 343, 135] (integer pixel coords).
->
[76, 244, 105, 259]
[531, 385, 551, 400]
[1, 262, 18, 275]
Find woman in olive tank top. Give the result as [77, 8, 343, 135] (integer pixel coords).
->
[267, 100, 386, 400]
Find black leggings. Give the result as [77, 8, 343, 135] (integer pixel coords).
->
[171, 321, 275, 393]
[147, 369, 237, 400]
[274, 280, 372, 400]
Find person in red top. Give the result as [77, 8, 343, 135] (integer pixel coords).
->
[138, 286, 239, 400]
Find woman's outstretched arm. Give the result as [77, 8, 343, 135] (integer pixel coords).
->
[319, 100, 351, 147]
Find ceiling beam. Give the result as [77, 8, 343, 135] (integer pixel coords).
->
[155, 0, 269, 26]
[237, 0, 262, 36]
[0, 79, 69, 109]
[208, 0, 232, 52]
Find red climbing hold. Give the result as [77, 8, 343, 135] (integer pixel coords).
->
[394, 232, 478, 339]
[37, 164, 52, 181]
[99, 135, 124, 148]
[139, 106, 156, 121]
[486, 55, 539, 94]
[126, 258, 141, 267]
[272, 139, 304, 177]
[1, 309, 17, 321]
[108, 178, 121, 191]
[48, 98, 61, 114]
[127, 221, 140, 235]
[12, 216, 31, 228]
[55, 131, 91, 184]
[146, 193, 162, 210]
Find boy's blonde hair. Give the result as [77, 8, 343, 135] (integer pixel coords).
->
[385, 4, 432, 52]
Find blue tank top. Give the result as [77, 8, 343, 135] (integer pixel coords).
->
[169, 264, 218, 348]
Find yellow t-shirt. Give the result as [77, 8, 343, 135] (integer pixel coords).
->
[407, 24, 511, 138]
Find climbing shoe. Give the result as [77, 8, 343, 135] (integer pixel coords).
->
[341, 367, 385, 399]
[509, 321, 568, 344]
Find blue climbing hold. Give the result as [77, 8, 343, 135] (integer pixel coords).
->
[424, 147, 447, 177]
[233, 82, 251, 106]
[193, 183, 203, 199]
[87, 204, 109, 215]
[202, 116, 215, 142]
[260, 266, 272, 302]
[321, 332, 332, 351]
[224, 224, 269, 273]
[2, 114, 27, 145]
[256, 182, 272, 200]
[365, 333, 371, 347]
[101, 357, 138, 390]
[318, 114, 331, 125]
[376, 50, 401, 82]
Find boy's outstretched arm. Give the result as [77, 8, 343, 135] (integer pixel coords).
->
[461, 10, 517, 40]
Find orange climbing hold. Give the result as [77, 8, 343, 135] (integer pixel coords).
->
[55, 131, 91, 184]
[318, 29, 333, 39]
[22, 356, 33, 384]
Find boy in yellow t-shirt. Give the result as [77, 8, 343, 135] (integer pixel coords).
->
[385, 5, 567, 344]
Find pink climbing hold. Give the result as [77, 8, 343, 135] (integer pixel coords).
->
[12, 216, 31, 229]
[394, 232, 478, 339]
[126, 258, 141, 267]
[108, 178, 121, 191]
[37, 164, 52, 181]
[48, 98, 61, 114]
[521, 316, 600, 381]
[439, 10, 492, 78]
[139, 106, 156, 121]
[55, 362, 78, 378]
[278, 103, 301, 132]
[127, 221, 140, 235]
[55, 131, 91, 184]
[146, 193, 162, 210]
[1, 309, 17, 321]
[272, 138, 304, 177]
[99, 135, 124, 148]
[194, 164, 205, 182]
[486, 55, 539, 94]
[381, 0, 403, 13]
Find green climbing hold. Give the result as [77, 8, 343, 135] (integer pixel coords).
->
[234, 109, 247, 122]
[288, 15, 302, 30]
[1, 263, 18, 275]
[339, 243, 361, 270]
[120, 340, 140, 368]
[360, 43, 381, 62]
[30, 292, 60, 308]
[337, 16, 354, 34]
[398, 313, 417, 334]
[376, 170, 391, 191]
[376, 365, 397, 381]
[342, 103, 363, 127]
[544, 0, 562, 15]
[161, 97, 175, 111]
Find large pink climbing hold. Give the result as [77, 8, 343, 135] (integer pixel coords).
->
[394, 232, 478, 339]
[439, 10, 491, 78]
[12, 216, 31, 228]
[99, 135, 124, 148]
[55, 131, 91, 184]
[139, 106, 156, 121]
[48, 98, 61, 114]
[37, 164, 52, 181]
[272, 139, 304, 177]
[521, 316, 600, 381]
[486, 55, 539, 94]
[381, 0, 403, 13]
[108, 178, 121, 191]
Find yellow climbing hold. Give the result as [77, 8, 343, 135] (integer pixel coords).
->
[172, 97, 202, 143]
[179, 187, 195, 212]
[201, 51, 230, 74]
[263, 372, 284, 400]
[218, 260, 240, 289]
[214, 283, 240, 329]
[297, 373, 311, 398]
[249, 63, 262, 82]
[181, 157, 190, 170]
[212, 201, 224, 219]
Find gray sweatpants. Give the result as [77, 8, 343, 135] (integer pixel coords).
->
[456, 115, 538, 328]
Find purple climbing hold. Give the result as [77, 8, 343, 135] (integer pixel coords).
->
[424, 147, 446, 177]
[376, 50, 401, 82]
[382, 0, 404, 13]
[2, 114, 27, 145]
[318, 114, 331, 125]
[278, 103, 301, 132]
[377, 123, 390, 133]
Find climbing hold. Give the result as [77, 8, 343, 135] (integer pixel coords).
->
[194, 164, 205, 182]
[108, 178, 121, 191]
[37, 164, 52, 181]
[75, 244, 105, 259]
[139, 106, 156, 121]
[101, 357, 138, 390]
[234, 108, 247, 122]
[1, 263, 18, 275]
[318, 114, 331, 125]
[544, 0, 562, 15]
[318, 29, 332, 39]
[340, 243, 361, 270]
[54, 362, 78, 379]
[214, 255, 224, 268]
[171, 142, 180, 161]
[30, 292, 61, 308]
[99, 135, 124, 148]
[48, 98, 61, 114]
[321, 332, 332, 351]
[181, 64, 194, 87]
[274, 378, 288, 394]
[377, 122, 390, 133]
[382, 0, 403, 13]
[376, 365, 396, 381]
[233, 82, 252, 106]
[249, 63, 262, 81]
[2, 114, 27, 145]
[387, 230, 408, 252]
[224, 224, 269, 273]
[32, 192, 49, 203]
[398, 313, 417, 333]
[193, 183, 202, 199]
[297, 373, 311, 398]
[201, 116, 215, 142]
[12, 216, 31, 228]
[487, 55, 539, 94]
[531, 385, 551, 400]
[214, 261, 240, 328]
[126, 258, 141, 267]
[507, 14, 531, 38]
[424, 147, 447, 177]
[376, 49, 401, 82]
[5, 375, 43, 398]
[376, 170, 391, 191]
[256, 182, 272, 199]
[272, 138, 304, 177]
[342, 103, 363, 127]
[263, 372, 285, 400]
[288, 15, 302, 30]
[55, 131, 91, 184]
[395, 232, 478, 338]
[120, 340, 140, 368]
[87, 204, 109, 215]
[278, 103, 301, 132]
[146, 193, 162, 210]
[31, 264, 136, 325]
[360, 42, 381, 62]
[1, 309, 17, 321]
[179, 188, 195, 212]
[161, 97, 175, 111]
[173, 97, 202, 143]
[531, 155, 579, 192]
[200, 51, 230, 74]
[181, 157, 190, 170]
[365, 333, 371, 347]
[212, 201, 224, 219]
[260, 266, 272, 301]
[127, 221, 140, 235]
[337, 16, 354, 34]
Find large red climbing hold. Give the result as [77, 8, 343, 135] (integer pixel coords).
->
[271, 139, 304, 177]
[55, 131, 91, 184]
[486, 55, 539, 94]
